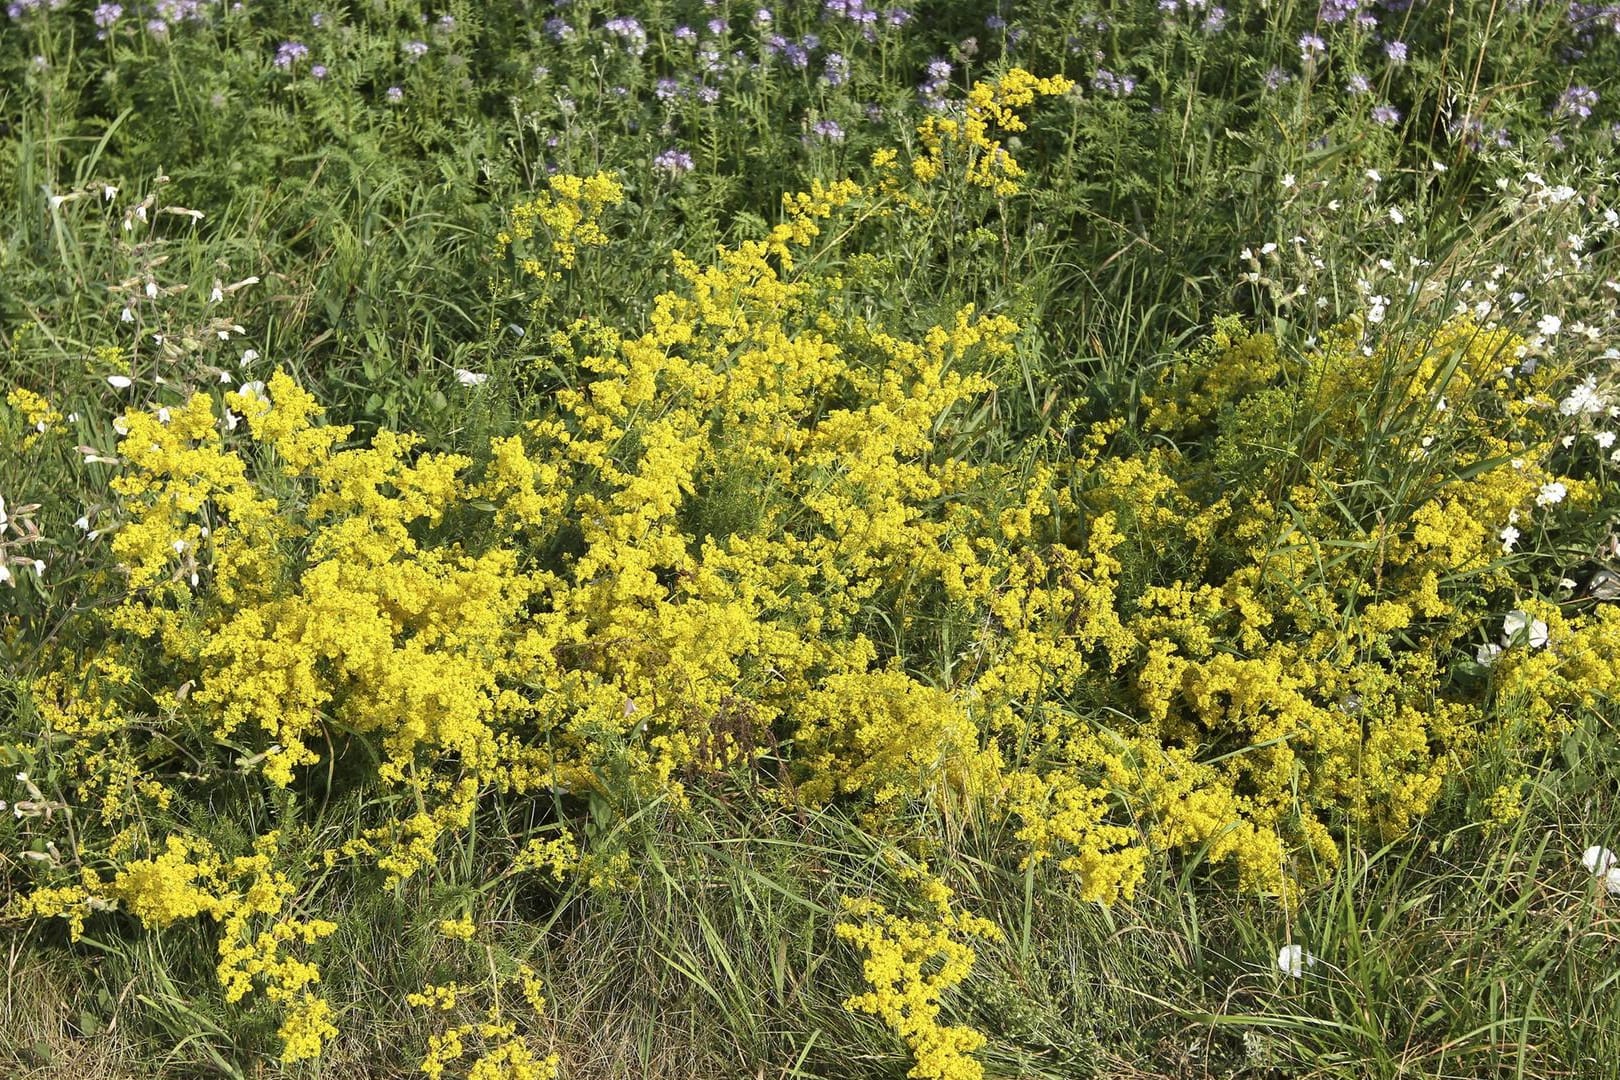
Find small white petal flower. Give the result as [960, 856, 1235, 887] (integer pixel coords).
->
[1389, 206, 1405, 225]
[1281, 173, 1296, 189]
[1276, 944, 1314, 978]
[112, 417, 129, 435]
[0, 566, 10, 586]
[1584, 846, 1618, 875]
[1536, 481, 1567, 507]
[1476, 642, 1503, 666]
[145, 280, 158, 299]
[1538, 314, 1562, 336]
[120, 307, 134, 323]
[103, 185, 118, 201]
[1503, 610, 1549, 649]
[106, 375, 132, 389]
[1499, 525, 1519, 553]
[455, 369, 490, 387]
[210, 283, 224, 303]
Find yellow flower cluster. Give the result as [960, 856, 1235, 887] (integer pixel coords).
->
[5, 386, 65, 449]
[911, 69, 1073, 194]
[411, 965, 557, 1080]
[836, 869, 1001, 1080]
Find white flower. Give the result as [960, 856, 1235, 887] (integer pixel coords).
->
[1597, 432, 1616, 449]
[120, 307, 134, 323]
[1503, 610, 1549, 649]
[0, 565, 10, 586]
[102, 185, 118, 201]
[106, 375, 132, 389]
[210, 283, 224, 303]
[1388, 206, 1405, 225]
[1559, 375, 1608, 417]
[1366, 168, 1381, 183]
[1499, 525, 1519, 553]
[1281, 173, 1296, 189]
[1276, 944, 1315, 978]
[1584, 846, 1618, 875]
[1476, 642, 1503, 666]
[1536, 481, 1567, 507]
[237, 381, 267, 402]
[1537, 314, 1562, 336]
[455, 369, 490, 387]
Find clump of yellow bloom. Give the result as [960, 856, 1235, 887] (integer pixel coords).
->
[5, 386, 66, 449]
[837, 868, 1001, 1080]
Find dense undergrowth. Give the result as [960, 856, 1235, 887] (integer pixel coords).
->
[4, 1, 1620, 1078]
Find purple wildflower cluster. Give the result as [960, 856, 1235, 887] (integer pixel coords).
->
[765, 31, 819, 69]
[1557, 85, 1599, 121]
[918, 56, 951, 111]
[274, 40, 310, 69]
[654, 148, 694, 174]
[1372, 103, 1401, 126]
[93, 3, 121, 27]
[1092, 69, 1136, 97]
[809, 118, 845, 141]
[604, 15, 647, 56]
[823, 52, 849, 86]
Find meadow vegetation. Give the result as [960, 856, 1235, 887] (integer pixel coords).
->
[2, 0, 1620, 1077]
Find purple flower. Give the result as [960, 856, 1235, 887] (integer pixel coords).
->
[1264, 67, 1293, 90]
[604, 15, 647, 55]
[92, 3, 122, 27]
[1298, 33, 1325, 61]
[1203, 6, 1226, 32]
[274, 41, 310, 69]
[886, 8, 910, 26]
[310, 11, 324, 26]
[654, 77, 681, 101]
[1318, 0, 1362, 23]
[404, 39, 428, 59]
[696, 85, 720, 105]
[654, 148, 694, 173]
[810, 119, 845, 141]
[1092, 68, 1136, 96]
[145, 17, 167, 37]
[544, 17, 573, 40]
[1372, 103, 1401, 125]
[674, 24, 697, 42]
[752, 7, 772, 27]
[823, 52, 849, 85]
[707, 17, 726, 34]
[1384, 40, 1407, 62]
[985, 13, 1005, 29]
[311, 63, 328, 79]
[1346, 73, 1370, 95]
[1557, 85, 1599, 121]
[386, 85, 403, 102]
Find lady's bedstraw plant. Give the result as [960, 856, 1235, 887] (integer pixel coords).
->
[7, 67, 1619, 1077]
